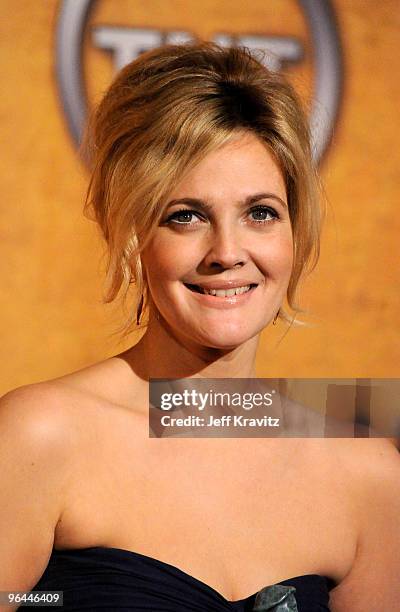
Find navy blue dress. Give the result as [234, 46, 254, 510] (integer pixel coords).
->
[25, 546, 336, 611]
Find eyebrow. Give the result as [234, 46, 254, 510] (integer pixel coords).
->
[165, 192, 287, 211]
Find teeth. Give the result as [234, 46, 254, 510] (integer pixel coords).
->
[203, 285, 251, 297]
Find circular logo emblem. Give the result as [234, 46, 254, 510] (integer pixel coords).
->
[56, 0, 342, 162]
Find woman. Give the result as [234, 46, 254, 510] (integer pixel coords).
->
[1, 41, 399, 612]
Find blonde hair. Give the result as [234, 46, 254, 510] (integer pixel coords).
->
[83, 40, 323, 338]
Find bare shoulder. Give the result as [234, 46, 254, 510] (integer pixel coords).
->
[0, 382, 78, 593]
[1, 379, 79, 471]
[0, 358, 142, 593]
[0, 380, 79, 449]
[0, 379, 81, 511]
[321, 438, 400, 507]
[48, 354, 145, 409]
[328, 437, 400, 480]
[0, 354, 144, 448]
[329, 438, 400, 611]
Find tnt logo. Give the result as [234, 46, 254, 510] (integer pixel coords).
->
[56, 0, 342, 162]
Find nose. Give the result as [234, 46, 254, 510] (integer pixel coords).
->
[202, 224, 248, 270]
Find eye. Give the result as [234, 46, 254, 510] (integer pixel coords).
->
[248, 206, 279, 224]
[165, 208, 203, 226]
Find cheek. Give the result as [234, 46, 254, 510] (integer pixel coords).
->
[142, 235, 195, 284]
[256, 233, 294, 280]
[278, 237, 294, 275]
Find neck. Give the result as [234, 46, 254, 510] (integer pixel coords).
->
[123, 309, 260, 381]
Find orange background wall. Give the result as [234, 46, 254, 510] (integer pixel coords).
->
[1, 0, 399, 395]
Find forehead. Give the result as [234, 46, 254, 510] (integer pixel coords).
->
[168, 132, 286, 201]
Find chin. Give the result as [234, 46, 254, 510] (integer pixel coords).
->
[190, 322, 261, 351]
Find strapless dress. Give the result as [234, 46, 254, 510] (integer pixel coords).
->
[24, 546, 336, 611]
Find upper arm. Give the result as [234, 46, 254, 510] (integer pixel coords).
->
[329, 440, 400, 611]
[0, 384, 71, 601]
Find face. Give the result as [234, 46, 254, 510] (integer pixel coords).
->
[141, 131, 293, 350]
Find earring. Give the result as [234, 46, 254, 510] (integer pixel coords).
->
[273, 309, 280, 325]
[136, 294, 144, 325]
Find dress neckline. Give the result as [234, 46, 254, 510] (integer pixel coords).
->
[52, 545, 335, 604]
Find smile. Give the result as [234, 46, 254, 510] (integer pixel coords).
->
[182, 282, 257, 309]
[184, 283, 256, 297]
